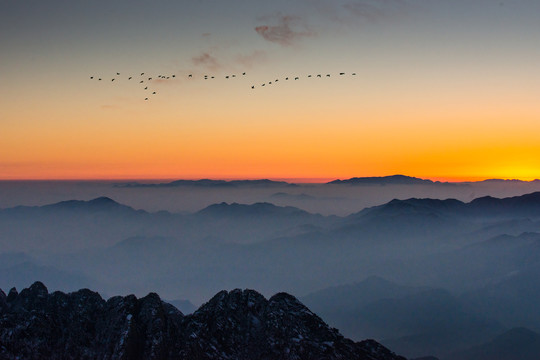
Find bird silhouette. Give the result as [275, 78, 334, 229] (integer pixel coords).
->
[172, 75, 176, 78]
[352, 73, 356, 75]
[117, 72, 120, 75]
[128, 77, 132, 80]
[339, 72, 345, 75]
[145, 98, 148, 101]
[242, 72, 246, 75]
[317, 74, 321, 78]
[225, 76, 229, 79]
[294, 77, 299, 80]
[308, 75, 312, 78]
[285, 77, 289, 80]
[140, 81, 144, 83]
[152, 92, 156, 94]
[141, 73, 145, 75]
[326, 74, 330, 77]
[189, 74, 192, 78]
[111, 78, 115, 81]
[251, 85, 255, 89]
[90, 76, 94, 79]
[144, 87, 148, 90]
[98, 78, 102, 81]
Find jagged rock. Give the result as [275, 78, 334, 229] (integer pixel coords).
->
[0, 282, 405, 360]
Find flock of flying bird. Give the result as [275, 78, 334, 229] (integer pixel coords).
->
[89, 71, 358, 101]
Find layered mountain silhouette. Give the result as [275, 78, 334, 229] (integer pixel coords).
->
[116, 179, 295, 188]
[3, 192, 540, 358]
[327, 175, 437, 186]
[448, 327, 540, 360]
[302, 277, 504, 358]
[0, 282, 406, 360]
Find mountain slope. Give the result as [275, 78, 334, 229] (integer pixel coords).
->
[446, 327, 540, 360]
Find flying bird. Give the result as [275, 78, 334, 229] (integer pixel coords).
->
[145, 98, 148, 101]
[140, 81, 144, 83]
[111, 79, 115, 81]
[144, 87, 148, 90]
[128, 77, 132, 80]
[317, 74, 321, 78]
[294, 77, 299, 80]
[90, 76, 94, 79]
[352, 73, 356, 75]
[189, 74, 192, 78]
[242, 72, 246, 75]
[141, 73, 145, 75]
[152, 92, 156, 94]
[117, 72, 120, 75]
[251, 86, 255, 89]
[339, 72, 345, 75]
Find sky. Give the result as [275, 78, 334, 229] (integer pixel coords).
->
[1, 0, 540, 181]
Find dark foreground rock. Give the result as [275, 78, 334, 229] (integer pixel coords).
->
[0, 282, 406, 360]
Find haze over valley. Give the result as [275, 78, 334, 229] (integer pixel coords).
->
[2, 177, 540, 359]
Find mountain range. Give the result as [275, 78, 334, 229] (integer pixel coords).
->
[2, 192, 540, 358]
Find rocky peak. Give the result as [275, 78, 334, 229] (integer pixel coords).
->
[0, 289, 6, 310]
[6, 287, 18, 303]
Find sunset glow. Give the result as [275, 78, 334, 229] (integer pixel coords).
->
[2, 1, 539, 181]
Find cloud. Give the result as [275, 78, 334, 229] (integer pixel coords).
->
[235, 50, 268, 68]
[192, 52, 221, 71]
[255, 14, 314, 46]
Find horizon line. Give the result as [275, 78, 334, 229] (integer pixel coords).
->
[1, 175, 539, 184]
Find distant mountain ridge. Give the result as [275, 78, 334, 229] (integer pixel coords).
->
[115, 179, 296, 188]
[352, 192, 540, 220]
[447, 327, 540, 360]
[302, 277, 504, 358]
[328, 175, 438, 185]
[197, 201, 315, 217]
[328, 175, 540, 185]
[0, 282, 406, 360]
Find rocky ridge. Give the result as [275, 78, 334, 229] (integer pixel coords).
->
[0, 282, 406, 360]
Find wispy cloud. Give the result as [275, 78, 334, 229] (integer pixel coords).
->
[192, 52, 221, 71]
[235, 50, 268, 69]
[255, 14, 314, 46]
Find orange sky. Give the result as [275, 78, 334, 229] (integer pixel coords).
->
[1, 1, 539, 181]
